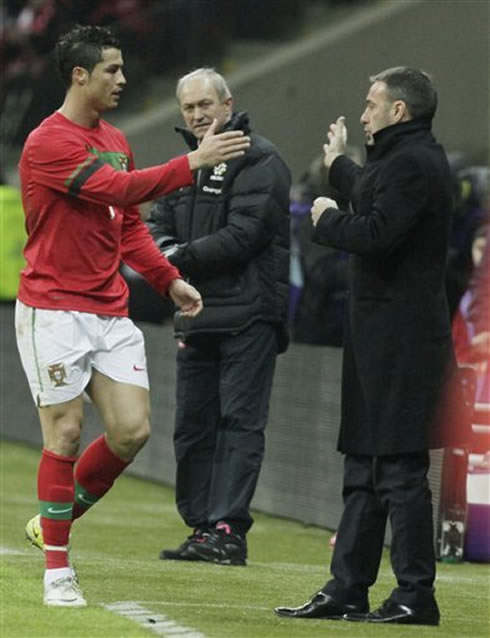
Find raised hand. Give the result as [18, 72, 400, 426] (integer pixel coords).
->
[323, 116, 347, 169]
[187, 119, 251, 170]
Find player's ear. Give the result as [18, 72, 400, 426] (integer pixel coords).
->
[73, 67, 89, 86]
[392, 100, 408, 123]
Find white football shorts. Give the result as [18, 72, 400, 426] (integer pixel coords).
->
[15, 300, 149, 407]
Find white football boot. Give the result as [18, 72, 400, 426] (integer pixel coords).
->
[44, 575, 87, 607]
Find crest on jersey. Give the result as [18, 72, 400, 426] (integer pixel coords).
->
[210, 163, 227, 181]
[47, 363, 68, 387]
[87, 146, 130, 171]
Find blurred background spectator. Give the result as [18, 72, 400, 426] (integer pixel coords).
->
[289, 147, 361, 346]
[0, 163, 26, 301]
[0, 0, 364, 152]
[446, 161, 490, 318]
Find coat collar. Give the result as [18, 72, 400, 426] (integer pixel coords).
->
[366, 118, 433, 161]
[175, 111, 251, 150]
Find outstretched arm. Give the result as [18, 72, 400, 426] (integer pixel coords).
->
[187, 119, 250, 170]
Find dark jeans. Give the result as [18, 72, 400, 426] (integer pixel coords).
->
[174, 322, 278, 535]
[324, 452, 436, 607]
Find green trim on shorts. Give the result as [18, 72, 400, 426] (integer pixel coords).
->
[74, 481, 99, 510]
[39, 500, 73, 520]
[31, 308, 44, 393]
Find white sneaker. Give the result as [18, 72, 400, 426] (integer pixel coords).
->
[44, 576, 87, 607]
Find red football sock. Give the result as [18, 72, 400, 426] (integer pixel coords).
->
[72, 435, 129, 520]
[38, 448, 77, 569]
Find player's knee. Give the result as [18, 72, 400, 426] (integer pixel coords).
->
[130, 419, 150, 450]
[109, 417, 150, 460]
[39, 398, 84, 456]
[44, 420, 82, 456]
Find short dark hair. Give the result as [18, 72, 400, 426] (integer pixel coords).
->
[55, 25, 120, 88]
[370, 66, 438, 121]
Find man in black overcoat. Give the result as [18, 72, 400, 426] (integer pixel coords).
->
[275, 67, 464, 626]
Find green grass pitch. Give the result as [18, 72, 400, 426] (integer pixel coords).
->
[1, 439, 489, 637]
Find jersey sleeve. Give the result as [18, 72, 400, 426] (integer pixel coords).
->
[25, 127, 193, 206]
[121, 206, 181, 295]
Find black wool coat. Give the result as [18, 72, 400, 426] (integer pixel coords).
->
[314, 119, 463, 455]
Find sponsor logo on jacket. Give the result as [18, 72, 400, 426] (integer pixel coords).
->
[210, 162, 227, 181]
[203, 185, 222, 195]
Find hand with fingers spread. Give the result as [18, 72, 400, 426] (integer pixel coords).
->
[323, 116, 348, 169]
[168, 278, 203, 318]
[187, 119, 250, 170]
[311, 196, 338, 227]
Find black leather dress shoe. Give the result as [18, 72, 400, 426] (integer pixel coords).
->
[344, 598, 440, 626]
[274, 591, 368, 619]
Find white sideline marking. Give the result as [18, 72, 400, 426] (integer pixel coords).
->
[0, 547, 24, 556]
[138, 601, 270, 612]
[104, 601, 207, 637]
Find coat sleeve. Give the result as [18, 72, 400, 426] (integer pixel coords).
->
[328, 154, 362, 200]
[146, 195, 181, 255]
[313, 151, 429, 256]
[168, 153, 291, 277]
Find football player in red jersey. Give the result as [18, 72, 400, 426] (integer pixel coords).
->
[17, 24, 249, 607]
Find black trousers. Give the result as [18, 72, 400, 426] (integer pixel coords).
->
[323, 452, 436, 607]
[173, 322, 278, 535]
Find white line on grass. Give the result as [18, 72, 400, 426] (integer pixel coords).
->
[76, 552, 490, 585]
[0, 547, 25, 555]
[137, 601, 271, 611]
[104, 601, 207, 638]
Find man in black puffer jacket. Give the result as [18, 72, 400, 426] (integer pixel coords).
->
[147, 68, 290, 566]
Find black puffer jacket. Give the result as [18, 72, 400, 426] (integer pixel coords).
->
[147, 112, 291, 352]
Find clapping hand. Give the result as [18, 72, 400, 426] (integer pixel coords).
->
[311, 196, 338, 227]
[324, 116, 347, 169]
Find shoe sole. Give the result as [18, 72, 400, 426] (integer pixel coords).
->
[159, 552, 204, 561]
[44, 599, 87, 607]
[274, 610, 343, 620]
[355, 617, 439, 625]
[188, 550, 246, 566]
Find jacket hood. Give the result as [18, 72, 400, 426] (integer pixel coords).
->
[175, 111, 251, 150]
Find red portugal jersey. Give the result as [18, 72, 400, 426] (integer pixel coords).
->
[18, 111, 194, 315]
